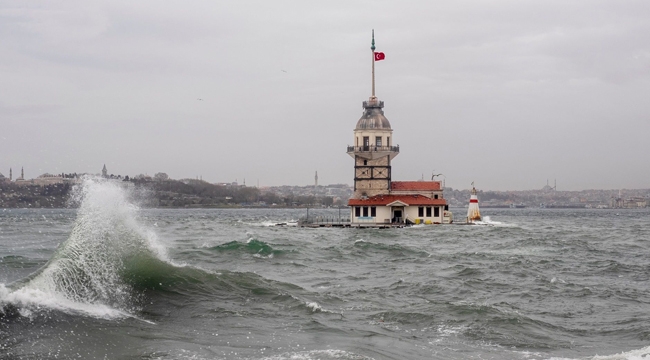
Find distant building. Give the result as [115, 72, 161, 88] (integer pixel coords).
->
[0, 168, 12, 182]
[346, 31, 448, 226]
[32, 173, 70, 186]
[14, 167, 26, 183]
[541, 179, 556, 192]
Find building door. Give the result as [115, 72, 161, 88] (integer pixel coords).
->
[392, 209, 403, 223]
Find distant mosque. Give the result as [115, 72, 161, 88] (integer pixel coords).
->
[1, 165, 90, 186]
[346, 31, 450, 226]
[0, 168, 12, 183]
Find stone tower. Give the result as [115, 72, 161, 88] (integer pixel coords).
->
[347, 30, 399, 199]
[102, 164, 107, 178]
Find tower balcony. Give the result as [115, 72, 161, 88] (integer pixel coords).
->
[347, 145, 399, 153]
[347, 145, 400, 160]
[363, 99, 384, 109]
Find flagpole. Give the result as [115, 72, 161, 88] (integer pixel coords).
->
[371, 29, 376, 99]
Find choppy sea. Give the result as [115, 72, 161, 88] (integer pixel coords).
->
[1, 178, 649, 359]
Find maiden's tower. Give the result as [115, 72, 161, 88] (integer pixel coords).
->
[347, 31, 449, 226]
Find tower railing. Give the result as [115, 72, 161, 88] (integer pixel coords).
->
[362, 100, 384, 108]
[347, 145, 399, 153]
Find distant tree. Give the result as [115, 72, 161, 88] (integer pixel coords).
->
[260, 191, 281, 205]
[154, 172, 169, 181]
[321, 196, 334, 206]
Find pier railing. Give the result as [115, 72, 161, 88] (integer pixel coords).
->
[298, 216, 351, 226]
[347, 145, 399, 153]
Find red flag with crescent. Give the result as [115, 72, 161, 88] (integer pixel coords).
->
[374, 52, 385, 61]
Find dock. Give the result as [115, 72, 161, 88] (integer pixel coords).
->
[298, 216, 407, 228]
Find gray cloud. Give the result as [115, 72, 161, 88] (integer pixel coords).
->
[1, 0, 649, 190]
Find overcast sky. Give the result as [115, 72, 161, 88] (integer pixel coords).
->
[1, 1, 649, 191]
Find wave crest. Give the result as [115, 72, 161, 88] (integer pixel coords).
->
[1, 177, 169, 318]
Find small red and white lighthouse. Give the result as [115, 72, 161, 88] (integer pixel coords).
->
[467, 183, 481, 223]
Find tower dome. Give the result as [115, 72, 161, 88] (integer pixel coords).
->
[355, 98, 391, 130]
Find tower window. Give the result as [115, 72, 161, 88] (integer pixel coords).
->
[363, 137, 370, 148]
[363, 160, 367, 165]
[375, 137, 382, 147]
[434, 195, 438, 199]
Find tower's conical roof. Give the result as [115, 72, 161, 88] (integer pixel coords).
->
[355, 98, 391, 130]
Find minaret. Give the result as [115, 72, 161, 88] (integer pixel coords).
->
[467, 183, 482, 223]
[347, 30, 399, 198]
[20, 167, 24, 180]
[9, 168, 12, 181]
[315, 171, 318, 187]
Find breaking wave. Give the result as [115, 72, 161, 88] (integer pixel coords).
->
[0, 177, 169, 319]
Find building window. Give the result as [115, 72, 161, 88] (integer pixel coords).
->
[363, 207, 369, 217]
[426, 207, 432, 217]
[371, 207, 376, 217]
[434, 194, 438, 199]
[418, 207, 424, 217]
[375, 137, 382, 147]
[363, 160, 367, 165]
[434, 207, 440, 217]
[355, 207, 361, 217]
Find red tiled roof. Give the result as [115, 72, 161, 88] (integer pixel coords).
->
[391, 181, 441, 191]
[348, 194, 447, 206]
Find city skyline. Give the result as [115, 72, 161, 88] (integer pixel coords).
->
[3, 165, 650, 193]
[2, 1, 649, 191]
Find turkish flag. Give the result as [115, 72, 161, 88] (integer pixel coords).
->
[374, 52, 385, 61]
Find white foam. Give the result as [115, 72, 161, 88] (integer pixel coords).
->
[305, 301, 322, 312]
[305, 301, 337, 314]
[2, 286, 127, 319]
[260, 220, 298, 227]
[590, 346, 650, 360]
[471, 216, 516, 227]
[260, 349, 374, 360]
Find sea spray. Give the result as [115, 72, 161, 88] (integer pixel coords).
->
[1, 177, 168, 318]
